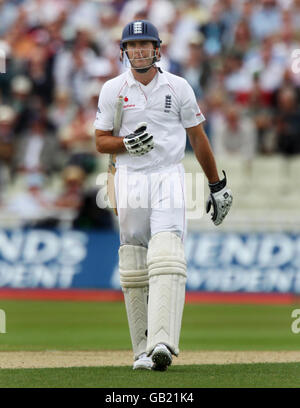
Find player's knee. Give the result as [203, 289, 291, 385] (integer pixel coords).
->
[121, 229, 149, 247]
[147, 231, 187, 278]
[119, 245, 149, 288]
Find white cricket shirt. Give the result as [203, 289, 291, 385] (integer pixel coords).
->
[94, 68, 205, 172]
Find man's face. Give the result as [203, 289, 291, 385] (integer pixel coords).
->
[125, 40, 155, 69]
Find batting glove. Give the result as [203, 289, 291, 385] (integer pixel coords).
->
[123, 122, 154, 157]
[206, 170, 233, 226]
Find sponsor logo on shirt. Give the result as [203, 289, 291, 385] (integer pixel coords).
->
[164, 94, 172, 113]
[123, 104, 136, 109]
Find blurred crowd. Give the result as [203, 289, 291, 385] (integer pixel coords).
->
[0, 0, 300, 226]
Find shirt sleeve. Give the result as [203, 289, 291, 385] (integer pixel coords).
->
[93, 81, 114, 131]
[179, 79, 205, 129]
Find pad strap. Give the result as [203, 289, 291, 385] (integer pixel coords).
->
[119, 245, 149, 359]
[146, 232, 187, 356]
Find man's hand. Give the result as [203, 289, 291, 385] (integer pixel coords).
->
[123, 122, 154, 156]
[206, 171, 233, 226]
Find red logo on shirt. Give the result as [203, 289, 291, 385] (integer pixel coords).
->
[124, 97, 128, 102]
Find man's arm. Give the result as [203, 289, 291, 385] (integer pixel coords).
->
[187, 123, 233, 226]
[95, 129, 127, 154]
[186, 123, 219, 183]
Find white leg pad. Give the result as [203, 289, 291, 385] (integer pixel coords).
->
[146, 232, 187, 356]
[119, 245, 149, 359]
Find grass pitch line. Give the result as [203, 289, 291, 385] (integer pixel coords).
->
[1, 351, 300, 369]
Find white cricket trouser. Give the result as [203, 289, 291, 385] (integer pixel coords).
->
[115, 163, 186, 247]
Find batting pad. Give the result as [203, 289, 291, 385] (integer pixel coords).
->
[146, 232, 187, 356]
[119, 245, 149, 359]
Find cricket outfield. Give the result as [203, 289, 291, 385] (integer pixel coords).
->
[0, 299, 300, 387]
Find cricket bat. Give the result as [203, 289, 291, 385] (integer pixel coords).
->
[107, 95, 124, 215]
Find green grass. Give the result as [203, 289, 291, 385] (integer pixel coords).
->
[1, 363, 300, 388]
[0, 300, 299, 351]
[1, 300, 300, 388]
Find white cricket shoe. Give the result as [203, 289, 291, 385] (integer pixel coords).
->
[133, 353, 153, 370]
[151, 343, 172, 371]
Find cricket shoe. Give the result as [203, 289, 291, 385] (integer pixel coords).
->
[151, 344, 172, 371]
[133, 353, 153, 370]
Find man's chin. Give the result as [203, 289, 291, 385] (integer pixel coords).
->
[131, 60, 153, 71]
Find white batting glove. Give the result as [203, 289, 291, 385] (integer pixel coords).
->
[123, 122, 154, 157]
[206, 171, 233, 226]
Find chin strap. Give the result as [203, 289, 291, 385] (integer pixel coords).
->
[126, 50, 159, 73]
[134, 66, 153, 73]
[133, 58, 156, 73]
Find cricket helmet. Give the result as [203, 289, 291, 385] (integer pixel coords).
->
[120, 20, 162, 50]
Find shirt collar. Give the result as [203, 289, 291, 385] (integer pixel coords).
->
[126, 68, 168, 90]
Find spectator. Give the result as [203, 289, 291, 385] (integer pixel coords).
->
[276, 87, 300, 155]
[0, 40, 15, 101]
[4, 172, 54, 222]
[245, 38, 286, 105]
[26, 42, 54, 104]
[291, 0, 300, 32]
[224, 50, 253, 104]
[166, 6, 200, 65]
[239, 0, 254, 23]
[94, 5, 120, 58]
[10, 75, 33, 135]
[182, 33, 210, 99]
[0, 0, 19, 36]
[0, 106, 15, 189]
[228, 19, 253, 55]
[154, 32, 182, 75]
[48, 89, 76, 130]
[13, 113, 64, 176]
[120, 0, 176, 31]
[73, 189, 114, 230]
[220, 0, 242, 45]
[22, 0, 68, 28]
[54, 165, 86, 211]
[65, 0, 101, 32]
[255, 110, 277, 154]
[211, 104, 257, 161]
[201, 88, 226, 144]
[272, 14, 300, 87]
[83, 80, 103, 121]
[200, 1, 227, 56]
[54, 165, 113, 230]
[53, 27, 99, 104]
[250, 0, 282, 39]
[180, 0, 210, 26]
[58, 106, 98, 174]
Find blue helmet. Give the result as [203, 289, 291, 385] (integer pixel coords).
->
[120, 20, 162, 50]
